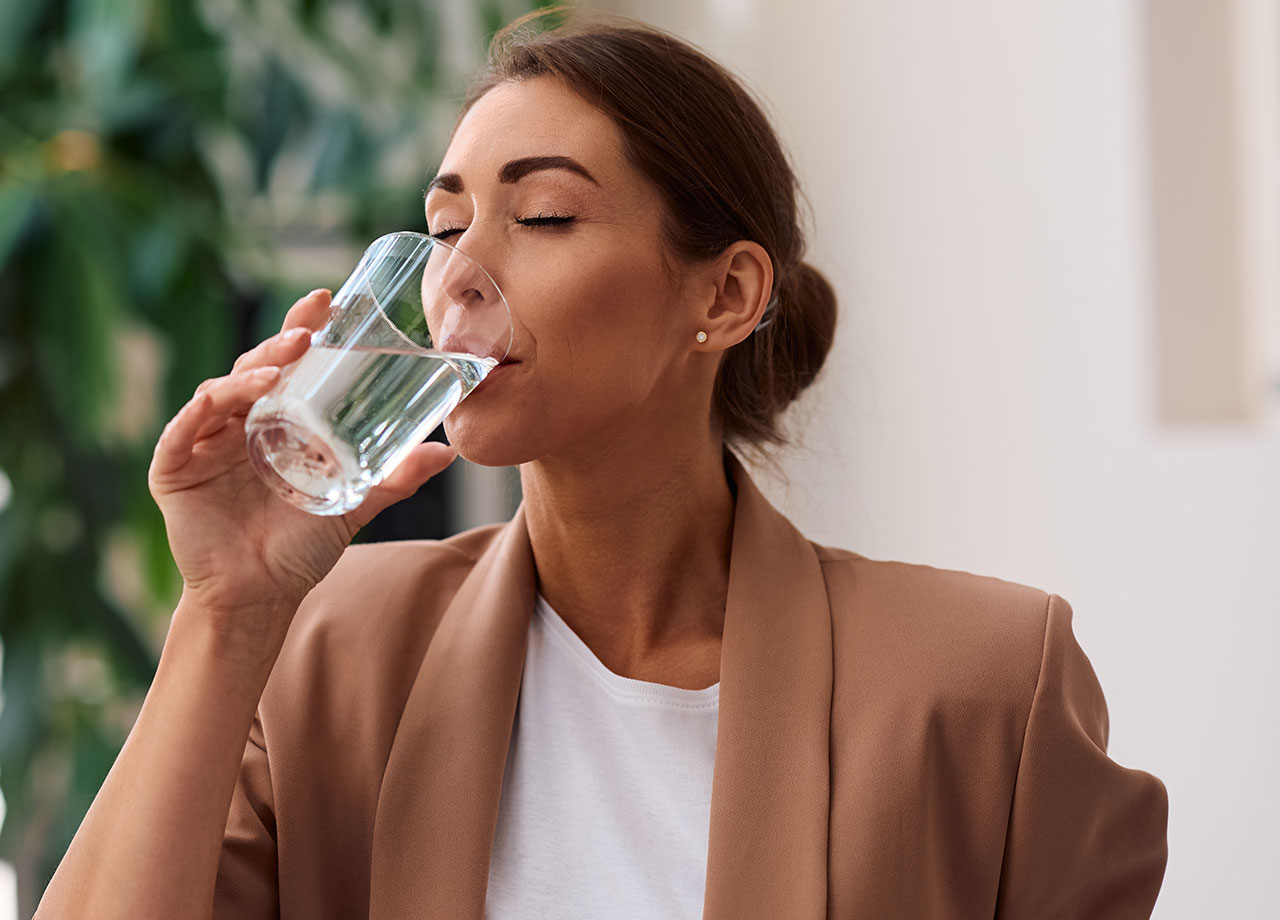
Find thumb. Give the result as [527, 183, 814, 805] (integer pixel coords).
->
[343, 441, 459, 531]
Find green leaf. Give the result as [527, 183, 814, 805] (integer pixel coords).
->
[31, 194, 124, 449]
[129, 217, 189, 305]
[0, 0, 46, 82]
[0, 473, 38, 624]
[0, 633, 48, 854]
[253, 57, 306, 192]
[0, 181, 38, 276]
[68, 0, 151, 112]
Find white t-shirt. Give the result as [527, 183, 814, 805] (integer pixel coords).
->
[484, 592, 720, 919]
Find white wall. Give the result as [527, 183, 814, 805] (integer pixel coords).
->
[590, 0, 1279, 916]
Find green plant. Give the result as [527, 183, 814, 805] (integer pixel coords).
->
[0, 0, 543, 912]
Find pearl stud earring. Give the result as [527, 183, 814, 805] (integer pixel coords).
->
[696, 331, 707, 343]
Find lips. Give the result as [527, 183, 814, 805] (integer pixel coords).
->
[473, 359, 516, 392]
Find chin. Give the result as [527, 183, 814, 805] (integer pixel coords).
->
[442, 410, 534, 468]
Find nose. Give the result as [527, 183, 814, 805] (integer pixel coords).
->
[438, 246, 493, 310]
[421, 243, 511, 360]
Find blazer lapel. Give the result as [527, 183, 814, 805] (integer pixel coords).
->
[368, 452, 833, 919]
[369, 504, 535, 920]
[701, 453, 833, 919]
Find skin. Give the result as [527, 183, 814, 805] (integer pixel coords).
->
[425, 76, 774, 689]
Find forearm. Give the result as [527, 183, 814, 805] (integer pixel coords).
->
[34, 594, 295, 920]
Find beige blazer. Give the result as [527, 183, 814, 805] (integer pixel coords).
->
[214, 452, 1169, 919]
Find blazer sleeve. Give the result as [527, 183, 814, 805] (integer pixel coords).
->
[211, 711, 280, 919]
[994, 593, 1169, 919]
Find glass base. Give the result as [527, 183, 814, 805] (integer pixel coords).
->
[245, 411, 369, 516]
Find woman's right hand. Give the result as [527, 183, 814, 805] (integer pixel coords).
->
[147, 288, 460, 640]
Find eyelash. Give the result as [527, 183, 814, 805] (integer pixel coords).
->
[428, 214, 576, 240]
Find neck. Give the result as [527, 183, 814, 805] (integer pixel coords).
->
[519, 427, 735, 686]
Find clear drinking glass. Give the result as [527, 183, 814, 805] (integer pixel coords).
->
[244, 231, 513, 516]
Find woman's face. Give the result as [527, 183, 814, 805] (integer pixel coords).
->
[424, 76, 703, 467]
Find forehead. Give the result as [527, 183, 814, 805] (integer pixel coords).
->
[442, 76, 626, 179]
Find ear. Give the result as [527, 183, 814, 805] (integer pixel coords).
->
[693, 241, 774, 351]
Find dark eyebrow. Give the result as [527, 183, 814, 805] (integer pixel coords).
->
[425, 155, 599, 195]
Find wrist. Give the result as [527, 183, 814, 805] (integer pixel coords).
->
[167, 591, 299, 688]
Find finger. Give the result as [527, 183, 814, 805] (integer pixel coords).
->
[230, 287, 330, 374]
[231, 325, 313, 374]
[281, 288, 333, 334]
[190, 366, 283, 439]
[344, 442, 460, 530]
[151, 392, 213, 476]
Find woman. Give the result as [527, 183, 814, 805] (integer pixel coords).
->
[37, 12, 1168, 920]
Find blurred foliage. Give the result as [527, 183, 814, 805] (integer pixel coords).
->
[0, 0, 542, 912]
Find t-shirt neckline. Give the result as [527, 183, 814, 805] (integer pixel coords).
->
[533, 592, 721, 707]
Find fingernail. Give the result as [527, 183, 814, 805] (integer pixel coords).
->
[309, 288, 331, 298]
[252, 366, 281, 380]
[285, 327, 310, 341]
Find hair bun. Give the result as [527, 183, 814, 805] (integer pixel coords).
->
[776, 261, 838, 398]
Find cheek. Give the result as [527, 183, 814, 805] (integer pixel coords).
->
[519, 237, 672, 365]
[440, 238, 679, 462]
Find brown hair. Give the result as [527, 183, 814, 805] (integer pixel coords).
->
[459, 9, 838, 454]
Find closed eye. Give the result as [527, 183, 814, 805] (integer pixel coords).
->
[516, 214, 575, 228]
[428, 215, 576, 240]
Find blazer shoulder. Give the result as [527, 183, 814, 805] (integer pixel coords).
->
[337, 519, 507, 572]
[813, 540, 1056, 710]
[309, 519, 506, 609]
[812, 539, 1052, 617]
[266, 521, 508, 697]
